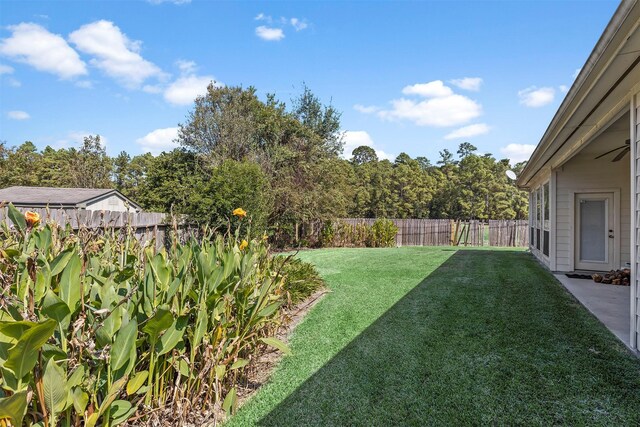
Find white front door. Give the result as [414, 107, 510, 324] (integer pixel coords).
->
[575, 192, 615, 271]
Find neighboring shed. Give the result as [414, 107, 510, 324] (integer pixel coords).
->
[0, 186, 141, 212]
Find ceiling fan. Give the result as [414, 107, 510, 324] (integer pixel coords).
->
[595, 139, 630, 162]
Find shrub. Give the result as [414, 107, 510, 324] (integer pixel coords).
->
[0, 205, 289, 426]
[320, 219, 397, 248]
[367, 218, 398, 247]
[273, 255, 325, 306]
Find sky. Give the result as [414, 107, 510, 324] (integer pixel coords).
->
[0, 0, 620, 165]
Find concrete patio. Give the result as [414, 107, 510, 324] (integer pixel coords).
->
[555, 274, 631, 349]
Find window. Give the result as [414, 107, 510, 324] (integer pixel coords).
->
[536, 189, 541, 251]
[530, 182, 550, 256]
[543, 183, 550, 256]
[530, 191, 536, 248]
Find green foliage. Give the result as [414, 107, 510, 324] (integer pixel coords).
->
[1, 84, 529, 248]
[321, 219, 397, 248]
[273, 256, 325, 306]
[0, 205, 293, 425]
[367, 219, 398, 248]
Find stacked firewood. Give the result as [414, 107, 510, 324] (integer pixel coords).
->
[592, 268, 630, 286]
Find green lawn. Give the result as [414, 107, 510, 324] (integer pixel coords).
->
[228, 247, 640, 426]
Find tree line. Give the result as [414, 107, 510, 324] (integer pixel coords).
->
[0, 84, 528, 245]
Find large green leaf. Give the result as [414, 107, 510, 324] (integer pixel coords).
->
[7, 203, 26, 233]
[43, 358, 68, 424]
[72, 387, 89, 414]
[59, 253, 82, 313]
[259, 337, 291, 355]
[98, 376, 128, 417]
[49, 249, 74, 276]
[110, 319, 138, 371]
[0, 390, 28, 426]
[222, 387, 237, 414]
[110, 400, 135, 426]
[157, 316, 187, 356]
[5, 319, 57, 379]
[35, 259, 51, 303]
[126, 370, 148, 395]
[257, 301, 281, 318]
[41, 290, 71, 325]
[191, 304, 208, 356]
[150, 254, 171, 290]
[142, 306, 173, 343]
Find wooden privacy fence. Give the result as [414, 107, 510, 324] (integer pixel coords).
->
[0, 207, 193, 249]
[337, 218, 529, 247]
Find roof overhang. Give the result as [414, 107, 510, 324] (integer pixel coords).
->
[517, 1, 640, 189]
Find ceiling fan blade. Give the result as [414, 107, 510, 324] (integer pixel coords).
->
[595, 145, 627, 159]
[612, 146, 630, 162]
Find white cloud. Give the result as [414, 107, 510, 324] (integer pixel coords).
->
[379, 94, 482, 127]
[255, 26, 285, 41]
[136, 127, 179, 154]
[500, 143, 536, 164]
[518, 86, 555, 108]
[573, 68, 581, 79]
[164, 74, 217, 106]
[0, 64, 14, 74]
[69, 20, 165, 88]
[290, 18, 308, 31]
[559, 84, 569, 93]
[75, 80, 93, 89]
[444, 123, 491, 140]
[7, 78, 21, 87]
[377, 80, 483, 127]
[450, 77, 483, 91]
[402, 80, 453, 97]
[0, 23, 87, 79]
[354, 104, 379, 114]
[342, 130, 393, 161]
[176, 59, 197, 74]
[7, 110, 30, 120]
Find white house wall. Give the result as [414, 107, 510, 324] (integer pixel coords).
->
[631, 91, 640, 350]
[85, 195, 132, 212]
[554, 149, 631, 272]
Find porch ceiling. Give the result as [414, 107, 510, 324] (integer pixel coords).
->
[579, 111, 630, 158]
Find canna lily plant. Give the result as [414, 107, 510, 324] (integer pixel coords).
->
[0, 205, 290, 426]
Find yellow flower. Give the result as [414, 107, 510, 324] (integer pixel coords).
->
[239, 239, 248, 251]
[25, 211, 40, 227]
[232, 207, 247, 218]
[262, 233, 269, 241]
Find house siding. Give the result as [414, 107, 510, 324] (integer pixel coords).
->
[85, 195, 132, 212]
[555, 150, 631, 272]
[632, 91, 640, 349]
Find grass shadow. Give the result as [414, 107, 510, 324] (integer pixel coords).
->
[255, 250, 640, 426]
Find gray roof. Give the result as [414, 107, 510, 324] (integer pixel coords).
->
[0, 186, 136, 207]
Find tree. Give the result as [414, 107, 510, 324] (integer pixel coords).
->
[437, 149, 455, 166]
[457, 142, 477, 159]
[68, 135, 112, 188]
[394, 152, 412, 165]
[291, 84, 343, 157]
[177, 84, 264, 164]
[351, 146, 378, 165]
